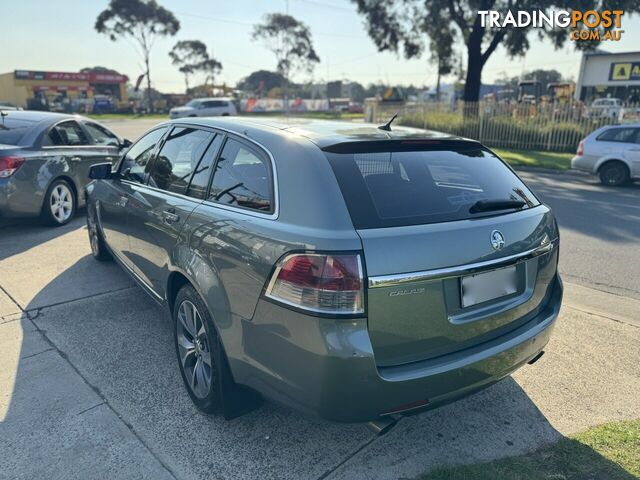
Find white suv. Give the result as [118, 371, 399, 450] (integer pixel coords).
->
[587, 98, 623, 120]
[572, 125, 640, 185]
[169, 98, 237, 119]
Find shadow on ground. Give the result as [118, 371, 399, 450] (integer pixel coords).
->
[0, 214, 86, 262]
[0, 255, 634, 479]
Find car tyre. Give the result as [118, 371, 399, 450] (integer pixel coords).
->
[41, 178, 76, 226]
[86, 203, 112, 261]
[174, 284, 226, 414]
[599, 161, 629, 186]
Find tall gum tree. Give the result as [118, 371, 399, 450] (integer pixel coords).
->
[96, 0, 180, 111]
[351, 1, 630, 112]
[252, 13, 320, 110]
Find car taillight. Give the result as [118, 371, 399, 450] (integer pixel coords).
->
[576, 140, 584, 156]
[265, 253, 364, 315]
[0, 156, 26, 178]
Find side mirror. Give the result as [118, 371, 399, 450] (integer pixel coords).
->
[89, 162, 113, 180]
[121, 138, 133, 149]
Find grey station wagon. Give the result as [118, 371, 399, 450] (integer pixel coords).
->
[85, 117, 563, 425]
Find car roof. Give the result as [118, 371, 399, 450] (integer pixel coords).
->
[193, 97, 233, 101]
[170, 116, 475, 150]
[0, 110, 79, 123]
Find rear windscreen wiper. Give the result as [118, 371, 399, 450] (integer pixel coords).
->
[469, 199, 526, 214]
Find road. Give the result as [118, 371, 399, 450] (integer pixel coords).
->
[519, 169, 640, 301]
[0, 118, 639, 480]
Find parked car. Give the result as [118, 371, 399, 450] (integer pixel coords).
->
[169, 98, 237, 119]
[587, 98, 623, 119]
[0, 110, 131, 226]
[572, 124, 640, 185]
[86, 118, 562, 424]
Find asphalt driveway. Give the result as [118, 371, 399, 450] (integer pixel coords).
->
[0, 119, 639, 479]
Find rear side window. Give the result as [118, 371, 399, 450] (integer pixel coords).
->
[208, 138, 273, 212]
[49, 121, 89, 146]
[326, 148, 540, 229]
[84, 122, 120, 146]
[203, 100, 226, 108]
[596, 128, 639, 143]
[187, 134, 224, 199]
[148, 127, 213, 194]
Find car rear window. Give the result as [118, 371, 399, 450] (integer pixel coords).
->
[0, 118, 34, 145]
[325, 147, 540, 229]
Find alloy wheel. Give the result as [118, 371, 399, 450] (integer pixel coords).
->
[176, 300, 213, 399]
[50, 184, 73, 223]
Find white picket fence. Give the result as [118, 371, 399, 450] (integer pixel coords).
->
[368, 100, 638, 153]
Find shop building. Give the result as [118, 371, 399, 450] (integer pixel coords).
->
[575, 50, 640, 103]
[0, 70, 129, 112]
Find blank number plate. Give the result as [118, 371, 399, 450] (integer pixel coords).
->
[460, 266, 517, 308]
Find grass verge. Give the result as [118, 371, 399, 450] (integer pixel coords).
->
[419, 419, 640, 480]
[493, 149, 573, 171]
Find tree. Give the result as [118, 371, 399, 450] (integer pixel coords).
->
[238, 70, 287, 95]
[252, 13, 320, 109]
[199, 57, 223, 90]
[351, 0, 630, 112]
[497, 69, 563, 93]
[349, 82, 366, 103]
[169, 41, 223, 93]
[169, 40, 208, 92]
[80, 66, 121, 75]
[95, 0, 180, 111]
[425, 24, 456, 101]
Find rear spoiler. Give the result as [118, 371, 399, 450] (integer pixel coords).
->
[321, 139, 484, 154]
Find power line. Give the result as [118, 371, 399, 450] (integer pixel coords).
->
[174, 11, 365, 39]
[291, 0, 354, 13]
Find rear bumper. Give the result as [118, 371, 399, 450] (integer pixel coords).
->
[571, 155, 597, 173]
[234, 274, 563, 422]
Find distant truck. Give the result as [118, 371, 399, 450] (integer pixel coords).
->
[547, 82, 575, 103]
[517, 80, 542, 104]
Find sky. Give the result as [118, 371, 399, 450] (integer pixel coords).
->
[2, 0, 640, 92]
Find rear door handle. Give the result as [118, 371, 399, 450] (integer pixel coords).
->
[162, 210, 180, 224]
[70, 156, 82, 162]
[105, 156, 114, 162]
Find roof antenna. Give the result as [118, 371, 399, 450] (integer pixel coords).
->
[377, 113, 397, 132]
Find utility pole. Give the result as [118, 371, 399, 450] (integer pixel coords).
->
[284, 0, 290, 115]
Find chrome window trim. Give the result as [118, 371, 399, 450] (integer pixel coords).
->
[115, 120, 280, 219]
[368, 240, 556, 289]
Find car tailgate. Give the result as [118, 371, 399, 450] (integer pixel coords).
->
[361, 206, 559, 367]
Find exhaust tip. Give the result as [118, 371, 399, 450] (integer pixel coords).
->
[528, 350, 545, 365]
[367, 416, 398, 436]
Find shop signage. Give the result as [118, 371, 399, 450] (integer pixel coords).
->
[609, 62, 640, 81]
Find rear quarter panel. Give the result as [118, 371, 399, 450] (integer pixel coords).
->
[173, 131, 362, 374]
